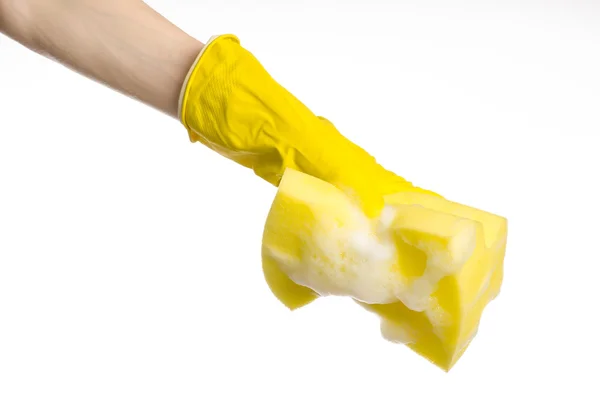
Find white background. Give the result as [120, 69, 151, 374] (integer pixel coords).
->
[1, 0, 600, 395]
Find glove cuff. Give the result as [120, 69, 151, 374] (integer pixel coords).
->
[178, 34, 240, 127]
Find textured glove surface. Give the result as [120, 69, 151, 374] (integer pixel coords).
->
[180, 34, 436, 216]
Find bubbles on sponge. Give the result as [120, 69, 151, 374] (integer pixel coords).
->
[269, 202, 476, 314]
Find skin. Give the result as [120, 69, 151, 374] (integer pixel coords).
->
[0, 0, 205, 118]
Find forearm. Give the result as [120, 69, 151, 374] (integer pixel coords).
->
[0, 0, 204, 117]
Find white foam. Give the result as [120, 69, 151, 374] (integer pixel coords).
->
[380, 319, 417, 345]
[271, 202, 476, 313]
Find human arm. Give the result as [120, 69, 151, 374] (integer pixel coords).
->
[0, 0, 204, 117]
[0, 0, 429, 215]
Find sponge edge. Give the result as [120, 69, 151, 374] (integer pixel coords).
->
[261, 168, 507, 371]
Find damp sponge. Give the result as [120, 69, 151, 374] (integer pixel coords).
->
[261, 168, 507, 371]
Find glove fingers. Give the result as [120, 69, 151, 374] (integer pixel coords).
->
[332, 177, 385, 219]
[315, 116, 430, 217]
[355, 188, 386, 219]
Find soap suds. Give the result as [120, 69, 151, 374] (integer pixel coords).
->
[275, 204, 400, 304]
[380, 319, 417, 345]
[269, 202, 477, 313]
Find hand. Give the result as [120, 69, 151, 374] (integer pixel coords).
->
[179, 35, 432, 217]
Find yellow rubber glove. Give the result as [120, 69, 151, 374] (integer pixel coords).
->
[179, 34, 433, 217]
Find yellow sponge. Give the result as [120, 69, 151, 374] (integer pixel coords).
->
[261, 168, 507, 371]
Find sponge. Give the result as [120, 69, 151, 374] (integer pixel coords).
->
[261, 168, 507, 371]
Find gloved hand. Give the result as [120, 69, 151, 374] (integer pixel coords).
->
[178, 34, 435, 217]
[177, 35, 508, 371]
